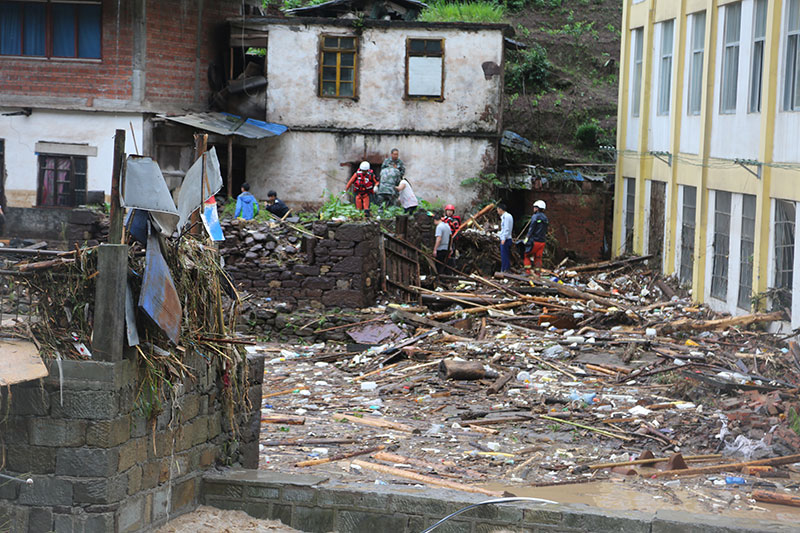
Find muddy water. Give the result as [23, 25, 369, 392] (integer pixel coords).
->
[484, 480, 800, 523]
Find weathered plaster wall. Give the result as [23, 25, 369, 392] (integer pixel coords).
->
[265, 24, 505, 133]
[248, 131, 496, 208]
[0, 110, 144, 207]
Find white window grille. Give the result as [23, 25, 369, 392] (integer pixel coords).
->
[680, 186, 697, 284]
[721, 2, 742, 113]
[658, 20, 674, 115]
[632, 28, 644, 117]
[785, 0, 800, 110]
[688, 11, 706, 115]
[738, 194, 757, 310]
[749, 0, 768, 113]
[773, 199, 796, 311]
[711, 191, 732, 300]
[625, 177, 636, 251]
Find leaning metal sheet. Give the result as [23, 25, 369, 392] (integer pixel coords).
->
[138, 230, 182, 343]
[177, 147, 222, 232]
[122, 156, 179, 215]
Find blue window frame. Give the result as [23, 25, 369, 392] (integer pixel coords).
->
[0, 1, 101, 59]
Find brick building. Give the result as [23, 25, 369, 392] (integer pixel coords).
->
[0, 0, 260, 208]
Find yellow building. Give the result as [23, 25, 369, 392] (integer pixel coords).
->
[614, 0, 800, 329]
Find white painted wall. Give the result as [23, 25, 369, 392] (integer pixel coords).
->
[773, 0, 800, 164]
[709, 0, 760, 160]
[680, 12, 703, 155]
[247, 130, 495, 209]
[0, 109, 144, 206]
[265, 24, 504, 133]
[648, 21, 673, 152]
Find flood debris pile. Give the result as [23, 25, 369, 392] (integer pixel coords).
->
[252, 255, 800, 517]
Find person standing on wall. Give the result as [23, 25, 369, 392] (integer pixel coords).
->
[523, 200, 549, 275]
[434, 214, 452, 275]
[381, 148, 405, 178]
[497, 203, 514, 273]
[234, 183, 259, 220]
[395, 177, 418, 215]
[345, 161, 378, 218]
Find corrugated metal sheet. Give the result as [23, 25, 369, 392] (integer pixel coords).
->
[159, 112, 287, 139]
[139, 230, 182, 344]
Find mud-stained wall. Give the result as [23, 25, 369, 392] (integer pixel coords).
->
[248, 131, 496, 208]
[265, 24, 505, 133]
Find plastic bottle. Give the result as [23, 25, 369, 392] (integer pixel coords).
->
[725, 476, 746, 485]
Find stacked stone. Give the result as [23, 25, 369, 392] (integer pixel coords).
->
[0, 353, 264, 533]
[218, 218, 302, 264]
[224, 221, 381, 309]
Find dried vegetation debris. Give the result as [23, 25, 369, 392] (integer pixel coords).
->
[252, 257, 800, 516]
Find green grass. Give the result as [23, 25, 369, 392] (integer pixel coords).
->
[418, 0, 506, 23]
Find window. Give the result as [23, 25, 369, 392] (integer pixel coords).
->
[711, 191, 732, 300]
[773, 199, 795, 310]
[0, 1, 101, 59]
[738, 194, 756, 310]
[37, 154, 87, 207]
[721, 2, 742, 113]
[688, 11, 706, 115]
[624, 177, 636, 251]
[631, 28, 643, 117]
[680, 185, 697, 284]
[406, 38, 444, 99]
[785, 0, 800, 110]
[658, 20, 674, 115]
[749, 0, 768, 112]
[319, 35, 357, 98]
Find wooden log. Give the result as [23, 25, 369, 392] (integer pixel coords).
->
[262, 438, 357, 447]
[294, 445, 385, 467]
[392, 309, 466, 336]
[428, 301, 525, 321]
[261, 415, 305, 425]
[653, 453, 800, 478]
[351, 459, 503, 497]
[466, 415, 534, 426]
[752, 489, 800, 508]
[567, 255, 652, 273]
[588, 454, 721, 470]
[656, 311, 785, 334]
[487, 369, 516, 395]
[373, 451, 485, 479]
[262, 386, 307, 399]
[334, 414, 416, 433]
[438, 359, 486, 380]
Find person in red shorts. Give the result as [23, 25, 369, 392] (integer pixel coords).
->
[523, 200, 549, 274]
[345, 161, 378, 218]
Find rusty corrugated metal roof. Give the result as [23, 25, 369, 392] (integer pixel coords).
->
[159, 112, 287, 139]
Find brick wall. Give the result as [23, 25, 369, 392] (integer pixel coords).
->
[0, 353, 264, 533]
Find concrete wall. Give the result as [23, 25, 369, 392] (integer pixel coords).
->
[0, 110, 144, 207]
[248, 131, 496, 209]
[0, 354, 264, 533]
[201, 470, 796, 533]
[4, 207, 106, 244]
[264, 23, 505, 134]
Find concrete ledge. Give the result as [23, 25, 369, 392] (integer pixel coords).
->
[201, 470, 798, 533]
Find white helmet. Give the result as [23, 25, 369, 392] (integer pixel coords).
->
[533, 200, 546, 210]
[359, 161, 370, 171]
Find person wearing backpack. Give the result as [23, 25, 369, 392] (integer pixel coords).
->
[345, 161, 378, 218]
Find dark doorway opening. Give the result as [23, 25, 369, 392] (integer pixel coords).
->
[211, 142, 247, 199]
[648, 181, 666, 271]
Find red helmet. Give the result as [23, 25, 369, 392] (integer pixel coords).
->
[444, 204, 455, 212]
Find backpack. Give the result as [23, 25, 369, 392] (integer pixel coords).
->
[445, 215, 461, 234]
[353, 169, 375, 194]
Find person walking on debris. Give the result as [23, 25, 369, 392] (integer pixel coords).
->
[264, 190, 289, 218]
[497, 203, 514, 273]
[345, 161, 378, 218]
[234, 182, 259, 220]
[523, 199, 549, 274]
[395, 177, 418, 215]
[434, 214, 453, 275]
[375, 166, 401, 208]
[381, 148, 405, 178]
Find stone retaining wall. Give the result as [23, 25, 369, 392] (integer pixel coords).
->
[0, 353, 264, 533]
[202, 470, 796, 533]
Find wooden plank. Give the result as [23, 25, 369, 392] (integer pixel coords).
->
[0, 339, 48, 386]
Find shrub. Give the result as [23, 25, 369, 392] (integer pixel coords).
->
[419, 0, 506, 23]
[505, 44, 551, 94]
[575, 118, 604, 149]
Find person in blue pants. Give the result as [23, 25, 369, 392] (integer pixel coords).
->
[497, 203, 514, 272]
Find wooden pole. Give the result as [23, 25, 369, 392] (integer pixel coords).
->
[190, 133, 207, 236]
[351, 459, 503, 497]
[653, 453, 800, 478]
[227, 136, 234, 199]
[108, 129, 125, 244]
[294, 445, 385, 468]
[752, 490, 800, 508]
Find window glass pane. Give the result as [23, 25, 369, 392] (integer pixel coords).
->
[724, 3, 741, 44]
[658, 21, 674, 115]
[322, 66, 337, 81]
[688, 12, 705, 115]
[692, 11, 705, 48]
[0, 2, 22, 55]
[632, 28, 642, 116]
[426, 39, 442, 54]
[77, 4, 101, 59]
[53, 4, 76, 57]
[324, 36, 338, 48]
[339, 37, 354, 50]
[661, 19, 673, 54]
[790, 0, 800, 32]
[408, 56, 443, 96]
[340, 67, 353, 81]
[339, 82, 353, 96]
[754, 0, 767, 39]
[750, 40, 764, 112]
[322, 52, 336, 66]
[721, 3, 741, 112]
[23, 2, 45, 56]
[322, 81, 336, 96]
[409, 39, 425, 54]
[340, 52, 354, 67]
[787, 35, 799, 109]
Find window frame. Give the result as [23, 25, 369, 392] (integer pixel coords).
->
[318, 34, 358, 99]
[738, 194, 757, 310]
[624, 177, 636, 252]
[36, 153, 88, 208]
[657, 19, 674, 116]
[680, 185, 697, 284]
[720, 2, 742, 114]
[687, 11, 706, 116]
[773, 199, 796, 311]
[405, 37, 445, 101]
[784, 0, 800, 111]
[749, 0, 768, 113]
[631, 27, 643, 117]
[0, 1, 102, 60]
[710, 191, 732, 301]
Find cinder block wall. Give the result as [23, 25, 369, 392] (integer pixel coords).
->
[226, 222, 381, 309]
[0, 352, 264, 533]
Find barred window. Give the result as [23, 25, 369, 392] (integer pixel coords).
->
[624, 177, 636, 252]
[710, 191, 731, 300]
[773, 199, 795, 311]
[680, 186, 697, 284]
[738, 194, 757, 310]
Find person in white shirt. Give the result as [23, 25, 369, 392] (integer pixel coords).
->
[496, 203, 514, 272]
[395, 178, 418, 215]
[434, 215, 452, 275]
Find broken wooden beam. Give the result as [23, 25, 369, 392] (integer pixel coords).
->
[391, 309, 466, 336]
[351, 459, 503, 497]
[656, 311, 785, 334]
[261, 415, 306, 425]
[752, 489, 800, 508]
[294, 445, 385, 468]
[487, 369, 516, 395]
[438, 359, 486, 381]
[588, 454, 721, 470]
[334, 414, 416, 433]
[652, 453, 800, 478]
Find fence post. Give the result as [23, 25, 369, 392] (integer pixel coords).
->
[92, 244, 127, 361]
